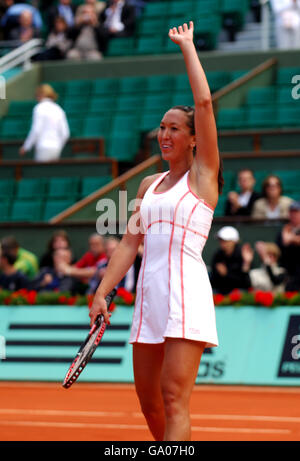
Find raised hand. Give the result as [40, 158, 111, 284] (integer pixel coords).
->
[168, 21, 194, 46]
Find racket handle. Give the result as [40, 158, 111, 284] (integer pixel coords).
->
[105, 288, 117, 312]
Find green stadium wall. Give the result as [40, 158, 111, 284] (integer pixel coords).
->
[0, 305, 300, 386]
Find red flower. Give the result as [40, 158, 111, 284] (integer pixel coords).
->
[254, 290, 274, 307]
[58, 295, 68, 304]
[229, 289, 242, 303]
[67, 296, 77, 306]
[109, 302, 116, 312]
[285, 292, 298, 299]
[213, 293, 225, 305]
[117, 287, 134, 304]
[26, 290, 37, 305]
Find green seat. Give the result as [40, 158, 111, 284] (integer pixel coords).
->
[47, 177, 80, 199]
[144, 93, 173, 112]
[135, 36, 164, 55]
[207, 71, 231, 93]
[216, 108, 246, 130]
[146, 75, 176, 93]
[82, 116, 112, 138]
[194, 16, 221, 51]
[15, 178, 47, 199]
[137, 17, 166, 36]
[171, 91, 194, 107]
[214, 196, 227, 217]
[139, 111, 162, 132]
[92, 78, 120, 96]
[174, 74, 190, 92]
[106, 37, 136, 56]
[81, 176, 113, 197]
[142, 2, 169, 18]
[0, 119, 29, 139]
[0, 179, 15, 198]
[115, 94, 145, 113]
[43, 199, 74, 221]
[89, 96, 117, 115]
[245, 106, 278, 129]
[106, 135, 139, 162]
[277, 106, 300, 128]
[49, 81, 67, 98]
[246, 87, 277, 105]
[0, 199, 11, 222]
[222, 170, 236, 193]
[64, 80, 92, 97]
[221, 0, 249, 31]
[169, 0, 196, 16]
[110, 114, 140, 134]
[273, 170, 300, 193]
[63, 98, 90, 114]
[7, 100, 35, 117]
[253, 170, 269, 191]
[119, 76, 148, 94]
[10, 199, 43, 222]
[68, 117, 84, 137]
[276, 67, 300, 86]
[277, 87, 299, 105]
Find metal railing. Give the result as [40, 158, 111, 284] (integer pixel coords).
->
[0, 38, 43, 75]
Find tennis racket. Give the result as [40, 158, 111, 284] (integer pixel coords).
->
[62, 288, 117, 389]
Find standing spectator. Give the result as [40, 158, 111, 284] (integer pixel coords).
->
[276, 200, 300, 291]
[0, 247, 29, 291]
[7, 9, 40, 43]
[47, 0, 76, 31]
[75, 0, 106, 18]
[251, 175, 293, 220]
[249, 241, 286, 293]
[1, 0, 43, 39]
[39, 230, 71, 269]
[225, 169, 260, 216]
[33, 16, 72, 61]
[271, 0, 300, 49]
[98, 0, 136, 54]
[19, 84, 70, 162]
[67, 3, 103, 60]
[32, 248, 78, 294]
[210, 226, 252, 295]
[1, 236, 39, 279]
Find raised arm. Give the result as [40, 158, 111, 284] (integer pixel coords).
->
[169, 22, 219, 176]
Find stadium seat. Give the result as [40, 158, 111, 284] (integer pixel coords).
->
[276, 67, 300, 86]
[0, 119, 29, 139]
[47, 177, 80, 199]
[277, 106, 300, 127]
[106, 37, 136, 56]
[81, 176, 113, 197]
[92, 78, 120, 96]
[63, 79, 92, 97]
[0, 199, 11, 222]
[82, 116, 112, 138]
[139, 112, 162, 132]
[15, 178, 47, 199]
[273, 170, 300, 193]
[142, 1, 169, 18]
[0, 179, 15, 198]
[119, 76, 148, 94]
[146, 75, 176, 93]
[245, 106, 278, 129]
[106, 135, 140, 162]
[246, 87, 277, 106]
[214, 196, 227, 217]
[10, 199, 43, 222]
[135, 36, 164, 55]
[216, 108, 246, 130]
[115, 94, 145, 113]
[6, 100, 35, 118]
[43, 199, 74, 221]
[89, 96, 117, 115]
[206, 71, 231, 93]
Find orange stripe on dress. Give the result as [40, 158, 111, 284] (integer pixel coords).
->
[180, 200, 201, 338]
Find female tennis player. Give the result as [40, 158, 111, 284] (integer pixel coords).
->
[89, 21, 222, 441]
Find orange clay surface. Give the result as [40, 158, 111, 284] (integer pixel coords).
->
[0, 382, 299, 441]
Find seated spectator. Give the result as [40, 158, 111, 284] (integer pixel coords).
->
[249, 241, 286, 293]
[225, 169, 260, 217]
[7, 9, 40, 43]
[98, 0, 136, 54]
[58, 233, 107, 282]
[87, 236, 119, 294]
[47, 0, 77, 32]
[0, 247, 29, 291]
[276, 200, 300, 291]
[1, 0, 43, 39]
[1, 236, 38, 279]
[75, 0, 106, 18]
[32, 248, 78, 294]
[210, 226, 252, 295]
[39, 230, 71, 269]
[33, 16, 72, 61]
[67, 3, 103, 60]
[251, 175, 293, 220]
[19, 84, 70, 163]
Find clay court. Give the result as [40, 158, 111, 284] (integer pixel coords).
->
[0, 382, 299, 441]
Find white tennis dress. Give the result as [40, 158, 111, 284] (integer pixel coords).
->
[129, 170, 219, 348]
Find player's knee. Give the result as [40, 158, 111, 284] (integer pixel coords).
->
[140, 400, 163, 422]
[161, 383, 183, 418]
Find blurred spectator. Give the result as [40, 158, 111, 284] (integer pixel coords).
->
[1, 236, 38, 279]
[225, 169, 260, 217]
[32, 248, 78, 293]
[39, 230, 71, 269]
[276, 200, 300, 291]
[75, 0, 106, 18]
[98, 0, 136, 54]
[1, 0, 42, 39]
[32, 16, 72, 61]
[210, 226, 252, 295]
[249, 241, 286, 293]
[271, 0, 300, 49]
[67, 3, 103, 60]
[251, 175, 293, 219]
[87, 236, 119, 294]
[47, 0, 76, 31]
[7, 9, 40, 43]
[19, 84, 70, 162]
[127, 0, 147, 16]
[58, 233, 107, 282]
[0, 247, 29, 291]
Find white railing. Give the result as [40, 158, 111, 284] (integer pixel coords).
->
[0, 38, 43, 75]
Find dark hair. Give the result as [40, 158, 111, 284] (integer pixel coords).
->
[1, 236, 19, 252]
[262, 174, 283, 198]
[170, 105, 224, 194]
[47, 230, 71, 252]
[1, 251, 17, 266]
